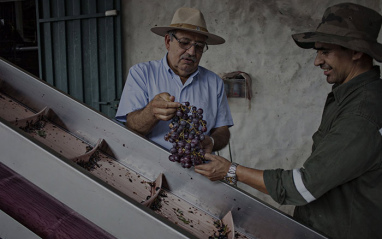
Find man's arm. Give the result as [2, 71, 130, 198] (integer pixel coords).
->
[236, 165, 268, 194]
[210, 126, 230, 151]
[125, 93, 180, 136]
[125, 106, 157, 136]
[200, 126, 230, 153]
[194, 153, 268, 194]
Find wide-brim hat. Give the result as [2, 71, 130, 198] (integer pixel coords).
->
[151, 7, 225, 45]
[292, 3, 382, 62]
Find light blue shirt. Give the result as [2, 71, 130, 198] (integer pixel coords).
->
[116, 54, 233, 150]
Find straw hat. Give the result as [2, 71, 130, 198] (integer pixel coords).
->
[151, 7, 225, 45]
[292, 3, 382, 62]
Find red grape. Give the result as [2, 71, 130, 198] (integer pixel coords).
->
[164, 102, 208, 168]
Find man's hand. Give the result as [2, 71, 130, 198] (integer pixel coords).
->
[149, 93, 180, 121]
[194, 153, 231, 181]
[196, 153, 269, 194]
[206, 126, 230, 152]
[126, 92, 180, 135]
[200, 135, 214, 154]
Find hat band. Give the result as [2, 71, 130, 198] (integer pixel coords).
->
[170, 23, 208, 33]
[317, 24, 377, 42]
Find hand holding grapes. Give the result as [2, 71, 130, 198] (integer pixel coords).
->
[200, 135, 214, 154]
[149, 93, 181, 121]
[194, 153, 232, 181]
[125, 92, 180, 136]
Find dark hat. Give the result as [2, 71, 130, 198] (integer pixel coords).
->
[292, 3, 382, 62]
[151, 7, 225, 45]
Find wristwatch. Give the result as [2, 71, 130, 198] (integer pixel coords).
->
[224, 162, 238, 186]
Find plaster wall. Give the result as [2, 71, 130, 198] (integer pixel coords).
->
[120, 0, 382, 215]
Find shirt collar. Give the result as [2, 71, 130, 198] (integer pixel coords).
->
[332, 66, 381, 104]
[162, 53, 172, 74]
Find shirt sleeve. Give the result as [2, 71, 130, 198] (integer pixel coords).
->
[264, 114, 382, 206]
[213, 76, 234, 128]
[115, 65, 149, 122]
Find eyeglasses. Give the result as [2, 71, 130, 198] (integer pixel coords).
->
[171, 33, 208, 53]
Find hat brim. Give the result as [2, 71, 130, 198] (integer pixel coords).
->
[292, 32, 382, 62]
[151, 26, 225, 45]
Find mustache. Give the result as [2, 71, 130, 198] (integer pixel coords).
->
[320, 64, 332, 69]
[180, 54, 196, 63]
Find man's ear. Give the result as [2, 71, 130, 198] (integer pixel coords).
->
[165, 34, 171, 51]
[352, 51, 363, 61]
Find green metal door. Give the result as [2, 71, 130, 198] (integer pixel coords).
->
[36, 0, 122, 118]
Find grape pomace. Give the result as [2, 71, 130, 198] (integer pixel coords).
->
[164, 102, 207, 168]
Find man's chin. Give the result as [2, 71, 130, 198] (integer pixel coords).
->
[180, 62, 196, 68]
[179, 67, 197, 75]
[326, 78, 339, 85]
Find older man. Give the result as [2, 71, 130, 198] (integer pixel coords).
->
[116, 7, 233, 152]
[195, 3, 382, 239]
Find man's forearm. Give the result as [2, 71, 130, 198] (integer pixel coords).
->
[125, 106, 158, 136]
[236, 166, 268, 194]
[210, 126, 230, 151]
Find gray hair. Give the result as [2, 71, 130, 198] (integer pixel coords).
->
[167, 30, 178, 41]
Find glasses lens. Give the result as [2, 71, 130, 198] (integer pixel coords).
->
[174, 35, 207, 53]
[195, 43, 207, 53]
[178, 39, 192, 49]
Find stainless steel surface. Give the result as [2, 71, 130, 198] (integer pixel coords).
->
[0, 58, 328, 239]
[0, 119, 193, 239]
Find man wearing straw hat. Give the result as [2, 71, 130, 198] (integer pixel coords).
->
[195, 3, 382, 238]
[116, 7, 233, 152]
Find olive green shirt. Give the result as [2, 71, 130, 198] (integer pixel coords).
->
[264, 66, 382, 239]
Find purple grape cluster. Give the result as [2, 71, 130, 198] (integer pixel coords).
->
[164, 102, 207, 168]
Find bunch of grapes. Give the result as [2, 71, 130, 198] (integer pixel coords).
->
[164, 102, 207, 168]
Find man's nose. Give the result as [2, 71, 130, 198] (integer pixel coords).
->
[186, 44, 197, 55]
[314, 53, 324, 66]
